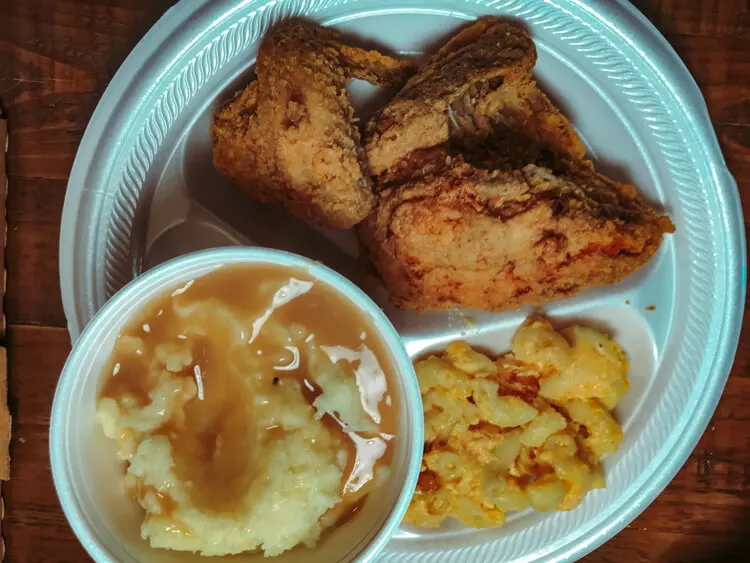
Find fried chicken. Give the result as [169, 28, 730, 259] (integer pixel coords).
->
[360, 156, 674, 311]
[359, 18, 674, 312]
[364, 18, 585, 185]
[212, 20, 415, 229]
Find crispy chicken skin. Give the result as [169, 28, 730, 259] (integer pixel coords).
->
[360, 158, 674, 311]
[364, 18, 585, 184]
[359, 18, 674, 312]
[212, 20, 415, 229]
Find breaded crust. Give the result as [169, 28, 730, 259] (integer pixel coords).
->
[359, 158, 674, 311]
[364, 18, 585, 183]
[359, 17, 672, 312]
[212, 20, 415, 229]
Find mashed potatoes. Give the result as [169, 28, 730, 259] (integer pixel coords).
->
[96, 265, 396, 556]
[98, 365, 345, 556]
[406, 316, 628, 528]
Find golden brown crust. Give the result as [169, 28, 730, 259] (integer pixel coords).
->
[213, 82, 283, 206]
[215, 17, 674, 312]
[364, 17, 585, 183]
[468, 79, 587, 162]
[212, 20, 416, 229]
[358, 158, 674, 312]
[359, 17, 673, 312]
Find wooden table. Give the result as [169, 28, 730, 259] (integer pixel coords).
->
[1, 1, 748, 561]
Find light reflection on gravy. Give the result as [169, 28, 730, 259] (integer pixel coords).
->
[99, 264, 398, 528]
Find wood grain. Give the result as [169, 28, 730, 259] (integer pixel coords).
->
[0, 1, 748, 562]
[3, 325, 87, 563]
[632, 0, 750, 36]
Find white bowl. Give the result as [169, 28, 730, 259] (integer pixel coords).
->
[50, 247, 423, 563]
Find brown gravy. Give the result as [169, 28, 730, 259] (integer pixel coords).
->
[99, 264, 398, 521]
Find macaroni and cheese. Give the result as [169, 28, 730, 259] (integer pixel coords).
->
[406, 316, 628, 528]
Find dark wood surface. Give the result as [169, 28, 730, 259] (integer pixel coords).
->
[1, 1, 748, 561]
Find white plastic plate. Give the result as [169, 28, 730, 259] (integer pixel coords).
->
[59, 1, 745, 561]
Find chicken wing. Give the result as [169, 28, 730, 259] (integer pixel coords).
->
[212, 20, 415, 229]
[359, 156, 674, 312]
[364, 17, 585, 184]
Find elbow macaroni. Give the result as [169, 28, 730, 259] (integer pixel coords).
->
[405, 316, 629, 529]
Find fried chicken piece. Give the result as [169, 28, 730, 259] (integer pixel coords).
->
[212, 20, 415, 228]
[359, 18, 673, 312]
[364, 18, 585, 184]
[359, 156, 674, 312]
